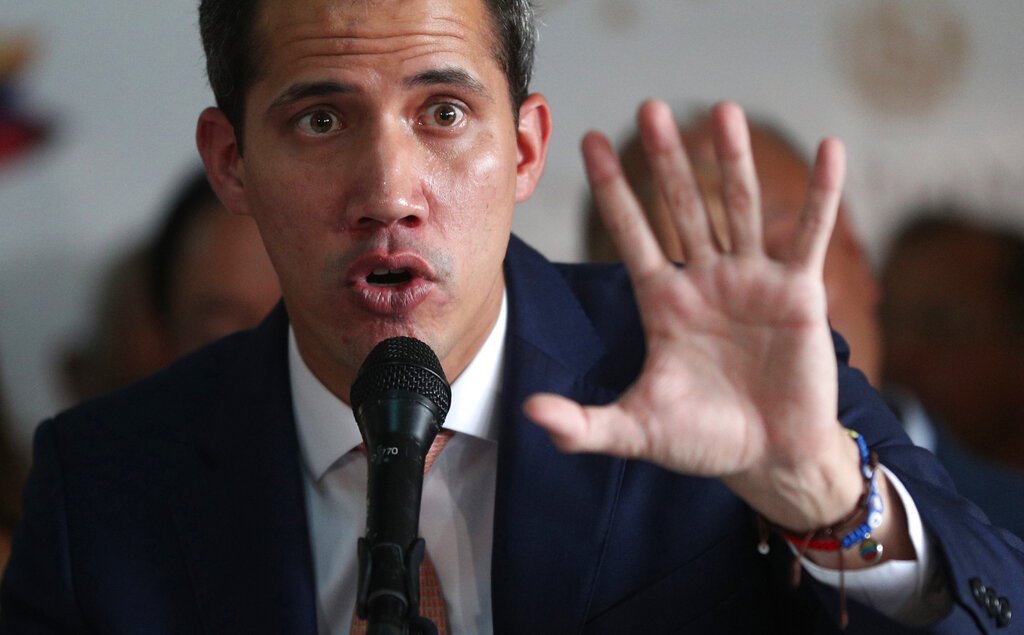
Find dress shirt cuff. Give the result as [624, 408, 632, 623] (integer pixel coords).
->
[798, 465, 952, 625]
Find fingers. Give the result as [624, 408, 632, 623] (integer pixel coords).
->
[791, 137, 846, 272]
[636, 100, 717, 264]
[582, 130, 666, 278]
[710, 102, 763, 257]
[588, 98, 844, 275]
[523, 393, 647, 458]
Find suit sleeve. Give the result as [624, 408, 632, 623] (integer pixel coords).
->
[0, 419, 89, 633]
[834, 340, 1024, 633]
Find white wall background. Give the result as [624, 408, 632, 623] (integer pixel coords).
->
[2, 0, 1023, 452]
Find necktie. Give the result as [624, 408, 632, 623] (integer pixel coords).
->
[351, 430, 454, 634]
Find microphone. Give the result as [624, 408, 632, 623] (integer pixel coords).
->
[350, 336, 451, 635]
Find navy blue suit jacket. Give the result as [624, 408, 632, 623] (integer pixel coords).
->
[2, 237, 1023, 633]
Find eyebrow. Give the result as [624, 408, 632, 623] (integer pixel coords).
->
[404, 66, 491, 101]
[266, 65, 492, 114]
[267, 81, 354, 113]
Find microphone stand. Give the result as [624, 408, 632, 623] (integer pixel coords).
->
[356, 536, 437, 635]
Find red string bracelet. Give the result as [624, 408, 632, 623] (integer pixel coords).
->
[756, 428, 883, 630]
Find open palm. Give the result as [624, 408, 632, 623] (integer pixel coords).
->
[526, 101, 859, 527]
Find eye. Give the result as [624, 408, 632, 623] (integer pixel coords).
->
[424, 103, 465, 128]
[296, 110, 342, 135]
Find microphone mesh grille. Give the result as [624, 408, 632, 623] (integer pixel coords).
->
[350, 336, 452, 421]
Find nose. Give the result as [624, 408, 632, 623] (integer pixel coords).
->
[343, 118, 429, 231]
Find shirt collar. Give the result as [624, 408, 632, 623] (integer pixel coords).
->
[290, 293, 507, 482]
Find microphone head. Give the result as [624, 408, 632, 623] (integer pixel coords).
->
[350, 336, 451, 425]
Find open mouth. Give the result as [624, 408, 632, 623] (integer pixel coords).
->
[350, 254, 433, 315]
[366, 268, 413, 287]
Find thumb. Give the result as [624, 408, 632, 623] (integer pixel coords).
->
[523, 392, 643, 457]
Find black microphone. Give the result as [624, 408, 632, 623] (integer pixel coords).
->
[350, 336, 451, 635]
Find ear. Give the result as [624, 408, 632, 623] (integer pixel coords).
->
[514, 93, 552, 203]
[196, 107, 251, 215]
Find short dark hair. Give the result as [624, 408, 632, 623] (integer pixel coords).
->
[149, 169, 222, 322]
[886, 208, 1024, 336]
[198, 0, 537, 141]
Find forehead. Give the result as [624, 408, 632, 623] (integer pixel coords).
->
[251, 0, 498, 82]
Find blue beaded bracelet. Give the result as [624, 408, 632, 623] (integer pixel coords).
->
[838, 430, 884, 562]
[756, 428, 884, 630]
[769, 429, 884, 561]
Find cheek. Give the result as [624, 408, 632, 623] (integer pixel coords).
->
[427, 142, 515, 239]
[425, 147, 514, 309]
[244, 190, 320, 295]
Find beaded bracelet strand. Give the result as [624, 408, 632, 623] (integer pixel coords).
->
[783, 431, 884, 559]
[756, 428, 883, 629]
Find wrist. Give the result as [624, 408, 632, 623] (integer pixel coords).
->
[776, 430, 884, 561]
[731, 423, 864, 531]
[755, 428, 895, 631]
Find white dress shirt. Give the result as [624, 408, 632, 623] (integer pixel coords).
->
[290, 293, 945, 633]
[293, 296, 506, 635]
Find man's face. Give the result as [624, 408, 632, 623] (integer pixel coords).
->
[211, 0, 545, 396]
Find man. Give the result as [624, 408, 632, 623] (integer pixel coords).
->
[1, 1, 1021, 633]
[881, 211, 1024, 473]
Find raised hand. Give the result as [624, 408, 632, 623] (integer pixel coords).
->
[525, 100, 868, 531]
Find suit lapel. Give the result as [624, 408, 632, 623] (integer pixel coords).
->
[167, 240, 637, 633]
[491, 238, 632, 633]
[170, 305, 319, 635]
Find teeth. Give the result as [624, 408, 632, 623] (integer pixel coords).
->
[366, 267, 412, 287]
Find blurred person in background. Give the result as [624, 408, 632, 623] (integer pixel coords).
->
[58, 169, 281, 405]
[59, 246, 172, 404]
[148, 169, 281, 358]
[587, 115, 1024, 537]
[0, 356, 28, 573]
[880, 211, 1024, 473]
